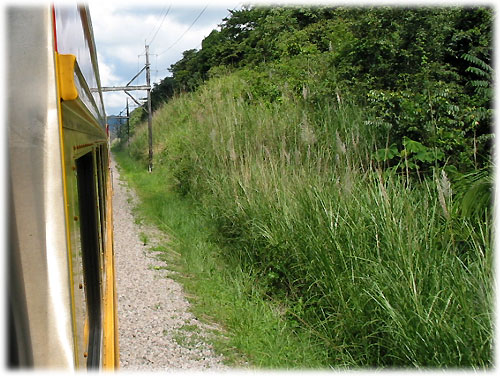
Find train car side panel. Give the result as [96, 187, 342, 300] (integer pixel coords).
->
[8, 5, 119, 369]
[7, 7, 76, 368]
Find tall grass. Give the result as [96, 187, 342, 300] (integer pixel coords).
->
[124, 71, 493, 368]
[114, 150, 329, 368]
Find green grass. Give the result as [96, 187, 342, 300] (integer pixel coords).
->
[114, 149, 329, 368]
[116, 70, 493, 368]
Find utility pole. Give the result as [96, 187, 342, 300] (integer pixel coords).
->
[100, 45, 152, 171]
[146, 44, 153, 172]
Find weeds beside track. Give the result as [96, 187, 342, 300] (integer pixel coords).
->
[116, 72, 493, 368]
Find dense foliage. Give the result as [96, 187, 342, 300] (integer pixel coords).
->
[142, 6, 494, 173]
[121, 5, 494, 369]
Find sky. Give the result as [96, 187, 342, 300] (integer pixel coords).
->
[90, 1, 243, 116]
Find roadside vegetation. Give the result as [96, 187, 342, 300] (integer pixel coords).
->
[113, 5, 493, 368]
[114, 149, 329, 368]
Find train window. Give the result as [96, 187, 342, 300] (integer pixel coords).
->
[96, 146, 106, 253]
[75, 152, 102, 369]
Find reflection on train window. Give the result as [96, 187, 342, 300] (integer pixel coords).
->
[75, 151, 102, 369]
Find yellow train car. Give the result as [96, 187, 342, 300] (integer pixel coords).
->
[7, 4, 119, 369]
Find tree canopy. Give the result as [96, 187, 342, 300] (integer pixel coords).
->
[142, 5, 493, 172]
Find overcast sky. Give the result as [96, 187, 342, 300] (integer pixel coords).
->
[90, 1, 243, 115]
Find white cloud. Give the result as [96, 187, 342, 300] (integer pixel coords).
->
[104, 92, 129, 112]
[90, 2, 241, 114]
[97, 53, 121, 87]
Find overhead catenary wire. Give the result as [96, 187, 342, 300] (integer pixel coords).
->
[190, 2, 243, 51]
[157, 5, 208, 56]
[154, 3, 244, 76]
[145, 5, 168, 42]
[148, 5, 172, 46]
[130, 3, 245, 92]
[107, 3, 247, 115]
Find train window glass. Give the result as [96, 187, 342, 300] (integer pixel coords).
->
[95, 146, 106, 256]
[75, 152, 102, 369]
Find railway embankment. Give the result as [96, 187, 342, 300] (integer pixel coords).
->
[112, 64, 492, 368]
[111, 7, 492, 369]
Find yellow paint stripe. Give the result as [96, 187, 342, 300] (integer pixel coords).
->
[110, 167, 121, 369]
[54, 51, 79, 368]
[103, 165, 119, 369]
[83, 315, 89, 351]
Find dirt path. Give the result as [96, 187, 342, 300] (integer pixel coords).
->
[111, 158, 227, 371]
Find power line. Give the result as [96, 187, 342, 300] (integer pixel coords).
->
[157, 5, 208, 56]
[145, 5, 168, 42]
[153, 3, 243, 79]
[190, 2, 243, 51]
[148, 5, 172, 46]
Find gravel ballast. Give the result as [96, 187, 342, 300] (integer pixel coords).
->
[111, 158, 228, 371]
